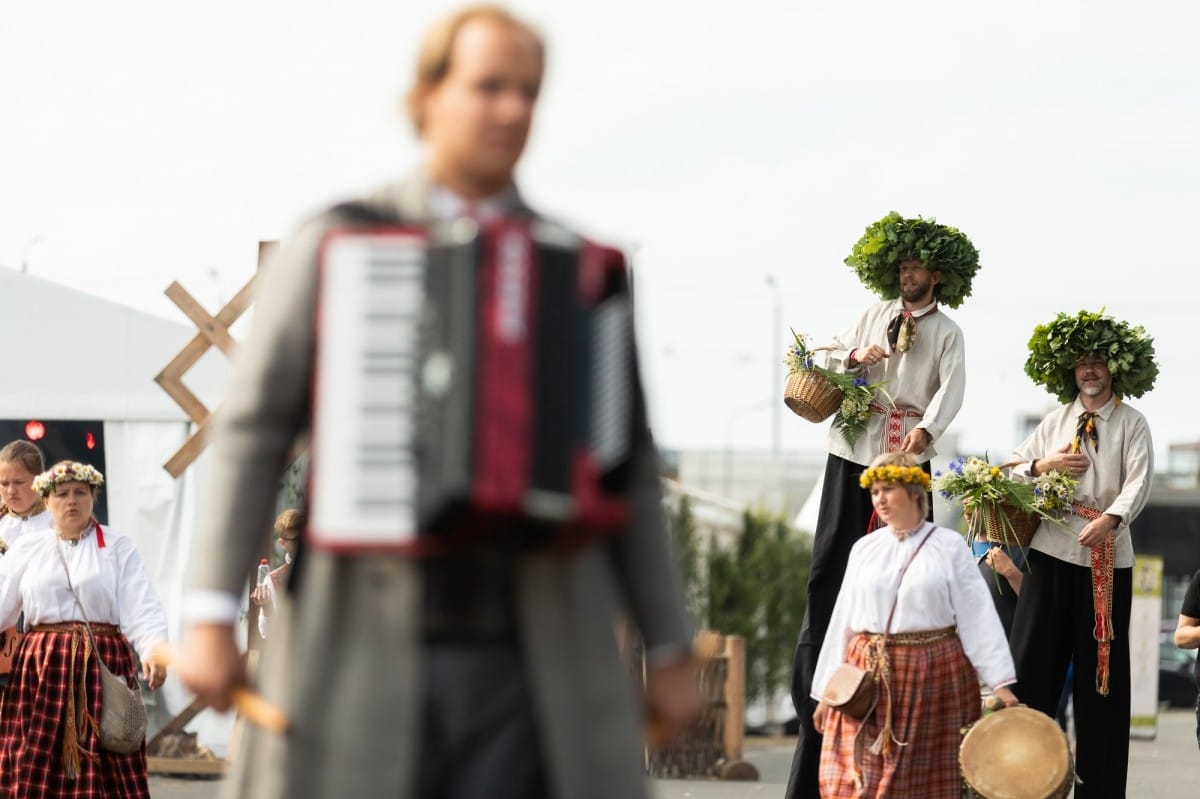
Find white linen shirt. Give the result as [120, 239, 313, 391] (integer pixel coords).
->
[0, 508, 52, 550]
[0, 525, 169, 660]
[811, 524, 1016, 700]
[823, 299, 966, 465]
[1010, 395, 1153, 568]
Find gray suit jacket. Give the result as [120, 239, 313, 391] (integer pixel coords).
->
[189, 173, 691, 799]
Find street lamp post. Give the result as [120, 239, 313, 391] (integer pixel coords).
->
[765, 275, 783, 456]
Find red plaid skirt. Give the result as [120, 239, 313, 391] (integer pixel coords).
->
[819, 632, 980, 798]
[0, 624, 149, 799]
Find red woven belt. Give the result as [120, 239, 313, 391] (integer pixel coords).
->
[868, 400, 922, 453]
[1071, 501, 1114, 695]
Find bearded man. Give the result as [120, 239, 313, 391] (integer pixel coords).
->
[1008, 310, 1157, 799]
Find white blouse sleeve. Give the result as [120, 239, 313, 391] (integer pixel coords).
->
[810, 553, 859, 700]
[0, 539, 37, 629]
[113, 534, 169, 661]
[947, 536, 1016, 690]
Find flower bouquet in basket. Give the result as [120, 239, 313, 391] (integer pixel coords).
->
[783, 330, 885, 448]
[934, 457, 1077, 548]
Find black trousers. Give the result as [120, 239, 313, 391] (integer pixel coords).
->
[1010, 550, 1132, 799]
[783, 454, 931, 799]
[415, 642, 550, 799]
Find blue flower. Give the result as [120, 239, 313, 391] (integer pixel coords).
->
[852, 375, 868, 387]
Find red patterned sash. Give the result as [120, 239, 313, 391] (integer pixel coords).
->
[869, 400, 922, 453]
[1071, 501, 1114, 695]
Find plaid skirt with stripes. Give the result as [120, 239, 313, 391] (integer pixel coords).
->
[819, 632, 980, 798]
[0, 625, 149, 799]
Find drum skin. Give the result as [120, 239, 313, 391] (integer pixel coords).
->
[960, 706, 1073, 799]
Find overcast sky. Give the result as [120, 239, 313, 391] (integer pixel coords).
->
[2, 0, 1196, 466]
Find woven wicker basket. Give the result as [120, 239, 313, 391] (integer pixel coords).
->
[978, 499, 1039, 547]
[784, 368, 843, 423]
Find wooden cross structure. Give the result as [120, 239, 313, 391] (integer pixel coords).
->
[156, 241, 276, 476]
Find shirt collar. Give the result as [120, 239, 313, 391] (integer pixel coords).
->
[1070, 393, 1121, 420]
[904, 299, 938, 318]
[426, 184, 518, 223]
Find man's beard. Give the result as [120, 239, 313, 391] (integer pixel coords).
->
[1079, 381, 1107, 397]
[901, 284, 931, 303]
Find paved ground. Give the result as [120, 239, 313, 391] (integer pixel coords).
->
[149, 708, 1200, 798]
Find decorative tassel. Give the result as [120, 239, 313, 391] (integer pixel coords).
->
[1096, 641, 1111, 696]
[59, 630, 97, 780]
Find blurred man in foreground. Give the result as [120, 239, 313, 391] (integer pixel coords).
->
[174, 6, 698, 798]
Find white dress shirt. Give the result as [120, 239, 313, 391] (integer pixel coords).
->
[0, 526, 169, 660]
[823, 299, 966, 465]
[1010, 395, 1154, 568]
[811, 524, 1016, 699]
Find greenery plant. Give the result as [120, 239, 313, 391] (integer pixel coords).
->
[670, 499, 810, 705]
[1024, 309, 1158, 404]
[843, 211, 981, 309]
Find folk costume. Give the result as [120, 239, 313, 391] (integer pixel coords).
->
[787, 212, 977, 799]
[185, 173, 692, 799]
[0, 468, 168, 799]
[812, 464, 1014, 799]
[1008, 310, 1156, 799]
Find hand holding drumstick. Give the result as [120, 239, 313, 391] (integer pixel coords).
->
[154, 628, 289, 734]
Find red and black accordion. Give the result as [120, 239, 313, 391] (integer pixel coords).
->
[308, 214, 638, 555]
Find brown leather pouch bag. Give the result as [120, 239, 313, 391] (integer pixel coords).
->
[822, 663, 877, 720]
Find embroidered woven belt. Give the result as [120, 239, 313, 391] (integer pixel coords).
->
[869, 400, 922, 453]
[870, 626, 956, 646]
[1069, 500, 1115, 696]
[32, 622, 122, 636]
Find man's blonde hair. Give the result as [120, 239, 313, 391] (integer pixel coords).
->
[405, 4, 545, 134]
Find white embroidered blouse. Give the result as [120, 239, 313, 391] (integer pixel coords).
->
[811, 524, 1016, 700]
[0, 525, 168, 660]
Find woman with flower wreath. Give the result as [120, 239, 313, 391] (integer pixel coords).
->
[810, 452, 1017, 798]
[1006, 310, 1155, 799]
[0, 460, 168, 798]
[787, 212, 979, 799]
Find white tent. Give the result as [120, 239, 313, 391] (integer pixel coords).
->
[0, 265, 237, 753]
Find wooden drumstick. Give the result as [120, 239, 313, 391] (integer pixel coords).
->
[150, 645, 290, 734]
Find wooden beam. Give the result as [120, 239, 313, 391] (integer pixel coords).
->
[164, 422, 210, 478]
[154, 377, 210, 427]
[164, 282, 238, 357]
[147, 756, 227, 776]
[147, 696, 208, 749]
[723, 635, 746, 761]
